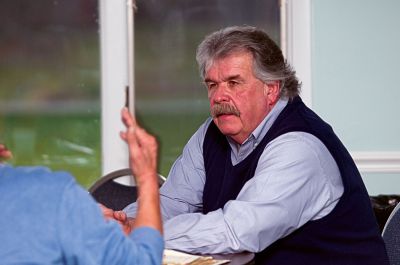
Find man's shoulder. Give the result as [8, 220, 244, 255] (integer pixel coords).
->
[264, 132, 329, 160]
[0, 165, 75, 192]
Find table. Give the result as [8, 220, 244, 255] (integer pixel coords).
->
[211, 252, 255, 265]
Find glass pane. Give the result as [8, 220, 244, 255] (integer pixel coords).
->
[0, 0, 100, 187]
[135, 0, 281, 176]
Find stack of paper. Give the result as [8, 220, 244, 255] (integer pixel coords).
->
[163, 249, 230, 265]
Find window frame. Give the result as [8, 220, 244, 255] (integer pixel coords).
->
[99, 0, 131, 175]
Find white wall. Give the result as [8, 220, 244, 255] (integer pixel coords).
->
[289, 0, 400, 195]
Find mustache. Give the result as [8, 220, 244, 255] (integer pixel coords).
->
[210, 103, 240, 118]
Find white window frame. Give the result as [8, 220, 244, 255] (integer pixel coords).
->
[280, 0, 312, 107]
[99, 0, 130, 175]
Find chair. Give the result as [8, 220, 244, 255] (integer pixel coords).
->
[382, 202, 400, 265]
[370, 195, 400, 233]
[89, 168, 165, 211]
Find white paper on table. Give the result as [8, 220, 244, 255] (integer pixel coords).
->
[163, 249, 230, 265]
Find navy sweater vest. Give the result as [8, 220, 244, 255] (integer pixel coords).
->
[202, 97, 389, 265]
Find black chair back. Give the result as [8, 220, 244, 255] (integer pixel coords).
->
[382, 202, 400, 265]
[89, 168, 164, 211]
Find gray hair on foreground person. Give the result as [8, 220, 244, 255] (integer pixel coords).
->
[196, 25, 301, 99]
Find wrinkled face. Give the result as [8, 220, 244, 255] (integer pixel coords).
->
[205, 52, 279, 144]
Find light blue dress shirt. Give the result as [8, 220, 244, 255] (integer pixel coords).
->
[124, 99, 343, 254]
[0, 165, 164, 265]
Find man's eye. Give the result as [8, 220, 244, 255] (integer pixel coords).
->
[228, 81, 238, 87]
[207, 83, 216, 90]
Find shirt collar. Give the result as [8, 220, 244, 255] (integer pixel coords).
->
[252, 98, 288, 141]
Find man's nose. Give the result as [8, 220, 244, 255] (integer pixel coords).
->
[212, 83, 230, 103]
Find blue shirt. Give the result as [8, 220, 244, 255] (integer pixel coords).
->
[0, 165, 163, 265]
[124, 99, 344, 254]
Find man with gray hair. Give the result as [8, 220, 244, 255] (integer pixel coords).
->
[107, 26, 388, 265]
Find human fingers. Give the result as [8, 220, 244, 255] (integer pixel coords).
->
[0, 144, 12, 160]
[120, 107, 139, 142]
[121, 107, 136, 128]
[98, 204, 115, 220]
[127, 126, 158, 166]
[125, 128, 158, 183]
[129, 125, 156, 148]
[120, 120, 135, 143]
[120, 218, 135, 235]
[126, 126, 140, 153]
[113, 211, 133, 235]
[0, 150, 12, 159]
[113, 210, 127, 223]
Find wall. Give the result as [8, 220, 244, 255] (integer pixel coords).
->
[311, 0, 400, 194]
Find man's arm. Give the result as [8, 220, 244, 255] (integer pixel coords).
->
[163, 132, 343, 254]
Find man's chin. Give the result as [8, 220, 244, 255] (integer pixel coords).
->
[214, 119, 240, 135]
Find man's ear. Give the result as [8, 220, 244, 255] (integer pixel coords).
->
[264, 81, 280, 105]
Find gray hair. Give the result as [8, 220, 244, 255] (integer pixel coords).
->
[196, 26, 301, 99]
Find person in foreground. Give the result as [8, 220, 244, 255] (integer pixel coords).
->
[105, 26, 389, 264]
[0, 109, 163, 265]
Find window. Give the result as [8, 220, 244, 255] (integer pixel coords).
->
[1, 1, 281, 185]
[0, 0, 100, 187]
[134, 0, 281, 176]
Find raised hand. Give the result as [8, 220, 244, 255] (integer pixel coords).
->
[119, 108, 162, 233]
[0, 144, 13, 161]
[120, 107, 159, 187]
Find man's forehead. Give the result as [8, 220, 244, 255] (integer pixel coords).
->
[204, 74, 242, 83]
[215, 51, 253, 64]
[204, 53, 254, 79]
